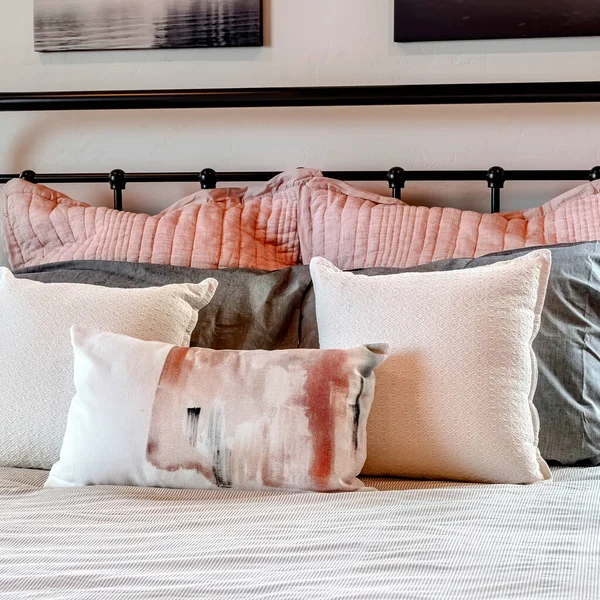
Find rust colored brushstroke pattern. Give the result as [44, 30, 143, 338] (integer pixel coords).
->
[302, 351, 349, 490]
[147, 347, 216, 483]
[144, 344, 386, 491]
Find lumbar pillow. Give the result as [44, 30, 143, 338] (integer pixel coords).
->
[310, 250, 553, 484]
[46, 328, 388, 492]
[0, 269, 217, 470]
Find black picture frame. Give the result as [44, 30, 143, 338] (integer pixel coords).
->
[394, 0, 600, 43]
[34, 0, 263, 52]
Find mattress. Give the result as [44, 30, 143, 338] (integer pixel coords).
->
[1, 467, 599, 599]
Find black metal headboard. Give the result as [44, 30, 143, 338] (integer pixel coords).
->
[2, 81, 600, 213]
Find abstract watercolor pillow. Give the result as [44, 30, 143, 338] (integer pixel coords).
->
[46, 327, 388, 492]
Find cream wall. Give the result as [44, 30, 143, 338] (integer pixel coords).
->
[2, 0, 600, 266]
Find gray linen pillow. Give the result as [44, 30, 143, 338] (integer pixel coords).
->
[16, 261, 312, 351]
[300, 242, 600, 466]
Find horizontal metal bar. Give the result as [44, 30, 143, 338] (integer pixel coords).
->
[2, 81, 600, 112]
[405, 171, 487, 181]
[208, 171, 281, 182]
[0, 173, 109, 184]
[406, 170, 595, 182]
[503, 170, 593, 181]
[0, 173, 205, 184]
[217, 171, 391, 182]
[1, 169, 595, 186]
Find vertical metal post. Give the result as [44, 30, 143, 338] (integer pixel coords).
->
[387, 167, 406, 200]
[490, 187, 501, 214]
[200, 168, 217, 190]
[486, 166, 505, 214]
[109, 169, 126, 211]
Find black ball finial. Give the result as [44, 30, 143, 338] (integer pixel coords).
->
[387, 167, 406, 199]
[19, 170, 37, 183]
[486, 166, 505, 188]
[200, 168, 217, 190]
[590, 166, 600, 181]
[387, 167, 406, 187]
[109, 169, 126, 190]
[387, 167, 406, 200]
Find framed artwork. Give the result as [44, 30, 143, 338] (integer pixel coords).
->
[34, 0, 263, 52]
[394, 1, 600, 43]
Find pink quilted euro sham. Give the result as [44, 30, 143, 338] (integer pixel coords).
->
[5, 169, 600, 271]
[296, 175, 600, 269]
[1, 170, 308, 271]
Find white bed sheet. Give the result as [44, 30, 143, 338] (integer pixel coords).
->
[0, 466, 599, 599]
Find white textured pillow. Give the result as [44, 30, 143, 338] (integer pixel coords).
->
[310, 250, 553, 484]
[0, 268, 217, 470]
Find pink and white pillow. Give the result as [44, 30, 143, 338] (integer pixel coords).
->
[46, 327, 388, 492]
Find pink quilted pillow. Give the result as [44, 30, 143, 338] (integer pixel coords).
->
[297, 175, 600, 269]
[1, 171, 307, 271]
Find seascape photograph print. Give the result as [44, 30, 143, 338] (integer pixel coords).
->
[394, 0, 600, 43]
[34, 0, 263, 52]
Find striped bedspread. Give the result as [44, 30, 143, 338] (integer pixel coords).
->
[1, 467, 599, 599]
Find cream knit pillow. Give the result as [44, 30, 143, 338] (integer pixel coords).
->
[310, 251, 552, 484]
[0, 268, 217, 470]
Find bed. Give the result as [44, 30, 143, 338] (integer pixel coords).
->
[1, 466, 599, 599]
[2, 82, 600, 600]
